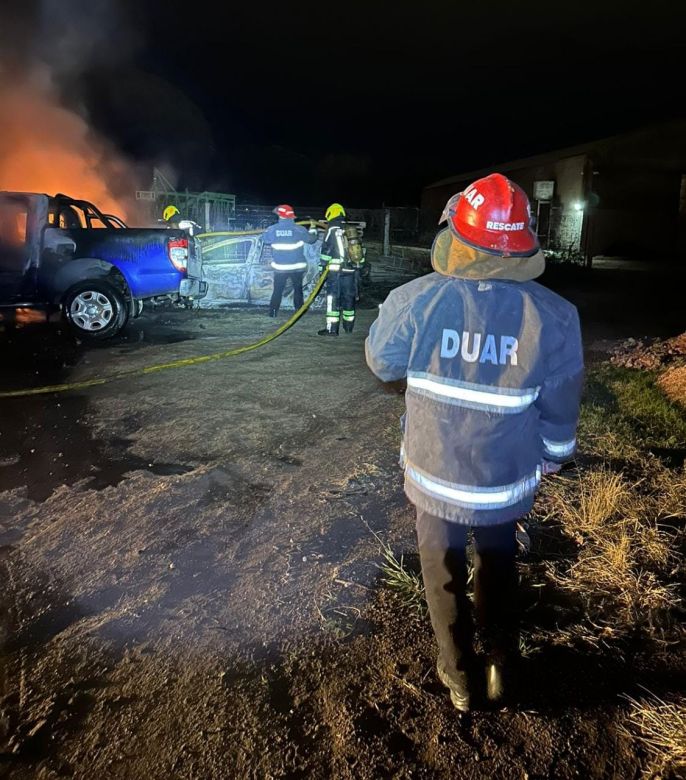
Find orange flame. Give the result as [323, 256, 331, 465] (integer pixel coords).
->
[15, 308, 48, 326]
[0, 78, 140, 222]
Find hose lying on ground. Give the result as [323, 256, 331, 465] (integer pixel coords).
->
[0, 270, 329, 400]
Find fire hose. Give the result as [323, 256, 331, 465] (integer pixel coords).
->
[0, 269, 329, 400]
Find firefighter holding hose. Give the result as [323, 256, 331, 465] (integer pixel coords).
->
[262, 204, 318, 317]
[318, 203, 365, 336]
[366, 174, 584, 711]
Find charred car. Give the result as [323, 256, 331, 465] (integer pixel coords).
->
[196, 221, 368, 308]
[196, 230, 323, 308]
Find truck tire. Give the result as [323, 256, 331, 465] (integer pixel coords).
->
[63, 280, 129, 340]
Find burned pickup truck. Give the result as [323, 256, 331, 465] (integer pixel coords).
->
[0, 192, 206, 339]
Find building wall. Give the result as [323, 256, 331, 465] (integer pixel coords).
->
[421, 122, 686, 260]
[420, 154, 587, 251]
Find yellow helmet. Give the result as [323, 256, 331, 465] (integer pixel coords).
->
[163, 205, 180, 222]
[325, 203, 346, 221]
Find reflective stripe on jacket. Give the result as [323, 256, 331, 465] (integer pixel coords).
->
[262, 219, 317, 271]
[365, 273, 583, 525]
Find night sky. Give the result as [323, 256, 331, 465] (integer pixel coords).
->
[4, 0, 686, 205]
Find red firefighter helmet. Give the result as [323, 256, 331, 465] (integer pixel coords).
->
[439, 173, 538, 257]
[274, 204, 296, 219]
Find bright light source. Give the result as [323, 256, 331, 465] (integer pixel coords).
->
[573, 201, 584, 212]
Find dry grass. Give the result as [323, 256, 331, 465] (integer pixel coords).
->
[536, 464, 682, 643]
[580, 427, 644, 462]
[541, 468, 632, 534]
[651, 464, 686, 520]
[620, 690, 686, 778]
[658, 365, 686, 409]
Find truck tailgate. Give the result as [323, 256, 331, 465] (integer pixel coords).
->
[188, 237, 203, 279]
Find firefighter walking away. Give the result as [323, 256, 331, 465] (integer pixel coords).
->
[318, 203, 365, 336]
[366, 174, 584, 711]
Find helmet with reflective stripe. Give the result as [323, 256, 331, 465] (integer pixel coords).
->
[274, 204, 296, 219]
[325, 203, 346, 221]
[439, 173, 538, 257]
[163, 205, 180, 222]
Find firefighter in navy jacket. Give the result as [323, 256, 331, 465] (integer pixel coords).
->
[366, 174, 584, 711]
[318, 203, 362, 335]
[261, 204, 318, 317]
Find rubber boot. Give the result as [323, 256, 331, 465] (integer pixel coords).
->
[318, 324, 339, 336]
[342, 321, 354, 333]
[485, 661, 506, 705]
[437, 664, 470, 713]
[473, 527, 518, 709]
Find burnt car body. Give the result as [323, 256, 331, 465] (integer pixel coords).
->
[197, 230, 324, 308]
[196, 221, 368, 309]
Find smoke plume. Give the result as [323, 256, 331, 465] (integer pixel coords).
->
[0, 0, 142, 221]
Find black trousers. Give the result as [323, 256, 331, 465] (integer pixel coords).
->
[324, 270, 356, 333]
[416, 510, 518, 692]
[270, 270, 304, 313]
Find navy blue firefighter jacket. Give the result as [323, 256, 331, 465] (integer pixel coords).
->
[365, 273, 584, 525]
[261, 218, 317, 272]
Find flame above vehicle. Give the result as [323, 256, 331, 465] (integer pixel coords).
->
[0, 77, 139, 222]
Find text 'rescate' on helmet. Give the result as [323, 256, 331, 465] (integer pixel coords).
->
[163, 205, 180, 222]
[274, 204, 296, 219]
[325, 203, 346, 221]
[439, 173, 539, 257]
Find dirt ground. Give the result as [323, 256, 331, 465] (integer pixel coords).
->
[0, 264, 684, 779]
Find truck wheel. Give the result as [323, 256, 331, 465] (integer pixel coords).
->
[63, 281, 129, 339]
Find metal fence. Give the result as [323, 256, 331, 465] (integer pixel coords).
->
[158, 192, 237, 232]
[542, 206, 584, 259]
[232, 203, 421, 248]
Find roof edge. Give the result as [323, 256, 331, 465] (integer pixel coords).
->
[424, 118, 686, 191]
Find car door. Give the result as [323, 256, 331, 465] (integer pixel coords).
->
[246, 237, 275, 304]
[0, 194, 35, 303]
[198, 235, 255, 306]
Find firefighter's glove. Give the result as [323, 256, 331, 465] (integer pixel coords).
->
[542, 460, 563, 475]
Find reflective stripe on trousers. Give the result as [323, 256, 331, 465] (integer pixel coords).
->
[326, 294, 338, 324]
